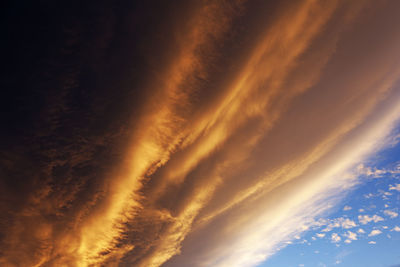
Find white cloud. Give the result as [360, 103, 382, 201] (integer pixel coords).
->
[316, 233, 325, 238]
[343, 206, 352, 211]
[382, 226, 388, 229]
[341, 218, 357, 229]
[359, 208, 365, 212]
[384, 204, 389, 208]
[358, 215, 384, 225]
[383, 210, 398, 218]
[392, 226, 400, 232]
[358, 164, 400, 178]
[322, 217, 357, 232]
[368, 241, 376, 244]
[368, 230, 382, 237]
[357, 228, 365, 234]
[389, 184, 400, 191]
[344, 231, 357, 240]
[331, 233, 341, 243]
[357, 164, 386, 178]
[344, 239, 351, 244]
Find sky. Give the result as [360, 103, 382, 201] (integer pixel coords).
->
[1, 0, 400, 267]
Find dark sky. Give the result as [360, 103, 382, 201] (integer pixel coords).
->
[1, 1, 400, 266]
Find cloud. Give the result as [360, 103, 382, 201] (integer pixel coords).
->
[343, 231, 357, 244]
[368, 241, 376, 244]
[316, 233, 326, 238]
[331, 233, 341, 243]
[343, 206, 352, 211]
[344, 231, 357, 241]
[384, 210, 398, 218]
[358, 215, 384, 225]
[322, 217, 357, 232]
[3, 1, 400, 267]
[358, 228, 365, 234]
[392, 226, 400, 232]
[368, 230, 382, 237]
[356, 164, 400, 178]
[389, 184, 400, 192]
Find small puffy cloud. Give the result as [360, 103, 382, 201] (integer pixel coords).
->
[368, 241, 376, 244]
[389, 184, 400, 191]
[358, 215, 384, 225]
[358, 164, 400, 178]
[299, 264, 304, 267]
[343, 206, 352, 211]
[384, 204, 389, 208]
[331, 233, 341, 243]
[368, 230, 382, 237]
[344, 239, 351, 244]
[384, 210, 398, 218]
[359, 208, 365, 212]
[392, 226, 400, 232]
[357, 228, 365, 234]
[357, 164, 385, 178]
[383, 226, 388, 229]
[316, 233, 325, 238]
[341, 218, 357, 228]
[344, 231, 357, 241]
[322, 217, 357, 232]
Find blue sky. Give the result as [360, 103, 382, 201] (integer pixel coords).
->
[262, 126, 400, 267]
